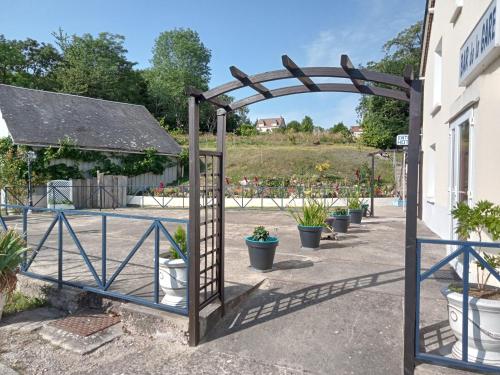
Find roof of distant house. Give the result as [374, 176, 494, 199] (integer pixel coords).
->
[350, 126, 363, 132]
[256, 117, 286, 127]
[0, 84, 181, 156]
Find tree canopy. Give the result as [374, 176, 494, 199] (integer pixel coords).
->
[357, 21, 422, 149]
[0, 28, 249, 134]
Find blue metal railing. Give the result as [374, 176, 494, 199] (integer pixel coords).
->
[415, 238, 500, 373]
[0, 204, 189, 316]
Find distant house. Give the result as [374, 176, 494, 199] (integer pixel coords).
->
[350, 125, 363, 138]
[255, 117, 286, 133]
[0, 84, 181, 187]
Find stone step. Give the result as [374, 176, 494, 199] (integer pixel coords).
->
[16, 275, 265, 345]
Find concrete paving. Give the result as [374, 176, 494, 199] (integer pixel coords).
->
[0, 206, 479, 374]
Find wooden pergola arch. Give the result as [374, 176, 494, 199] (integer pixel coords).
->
[187, 54, 422, 375]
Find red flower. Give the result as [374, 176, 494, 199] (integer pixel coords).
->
[159, 182, 165, 189]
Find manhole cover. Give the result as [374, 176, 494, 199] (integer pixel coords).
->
[50, 312, 121, 337]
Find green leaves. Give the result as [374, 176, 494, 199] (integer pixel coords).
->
[357, 21, 422, 149]
[290, 199, 328, 227]
[0, 229, 27, 295]
[146, 28, 211, 131]
[169, 226, 187, 260]
[451, 200, 500, 241]
[251, 226, 270, 242]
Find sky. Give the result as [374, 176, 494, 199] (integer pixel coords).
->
[0, 0, 425, 128]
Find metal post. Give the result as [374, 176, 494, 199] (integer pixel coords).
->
[27, 158, 33, 207]
[188, 96, 201, 347]
[57, 213, 63, 289]
[216, 109, 226, 315]
[402, 150, 407, 212]
[370, 154, 375, 217]
[154, 221, 160, 304]
[403, 78, 422, 375]
[102, 216, 107, 287]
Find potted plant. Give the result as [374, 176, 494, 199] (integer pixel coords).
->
[443, 201, 500, 364]
[245, 226, 279, 272]
[347, 196, 363, 224]
[158, 226, 188, 309]
[328, 207, 350, 233]
[361, 203, 369, 217]
[290, 199, 327, 250]
[0, 229, 27, 320]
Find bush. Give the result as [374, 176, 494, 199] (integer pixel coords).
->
[251, 226, 270, 241]
[290, 199, 328, 227]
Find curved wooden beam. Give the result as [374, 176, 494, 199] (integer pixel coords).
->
[282, 55, 320, 91]
[229, 83, 409, 111]
[201, 66, 410, 101]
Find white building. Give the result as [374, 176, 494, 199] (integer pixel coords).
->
[350, 125, 363, 138]
[0, 84, 181, 188]
[420, 0, 500, 241]
[255, 117, 286, 133]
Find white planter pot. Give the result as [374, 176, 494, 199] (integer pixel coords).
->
[444, 288, 500, 365]
[0, 292, 6, 321]
[158, 257, 187, 309]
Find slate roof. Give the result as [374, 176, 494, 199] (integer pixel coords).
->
[256, 117, 286, 127]
[0, 84, 181, 156]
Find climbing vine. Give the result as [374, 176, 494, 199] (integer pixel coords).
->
[0, 136, 177, 187]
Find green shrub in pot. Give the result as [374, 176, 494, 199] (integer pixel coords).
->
[347, 190, 363, 224]
[442, 200, 500, 364]
[328, 207, 350, 233]
[290, 199, 327, 250]
[245, 226, 279, 271]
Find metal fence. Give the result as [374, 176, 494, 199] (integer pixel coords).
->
[2, 183, 381, 212]
[415, 238, 500, 373]
[0, 204, 189, 315]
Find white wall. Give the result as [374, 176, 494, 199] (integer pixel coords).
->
[0, 109, 10, 138]
[421, 0, 500, 239]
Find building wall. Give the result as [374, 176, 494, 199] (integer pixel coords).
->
[0, 109, 10, 138]
[422, 0, 500, 239]
[47, 156, 178, 189]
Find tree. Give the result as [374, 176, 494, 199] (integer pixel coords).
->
[286, 120, 301, 132]
[53, 30, 145, 103]
[301, 116, 314, 133]
[357, 21, 422, 149]
[0, 35, 61, 90]
[236, 123, 258, 136]
[145, 28, 211, 131]
[330, 122, 349, 134]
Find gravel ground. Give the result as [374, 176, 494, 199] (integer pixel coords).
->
[1, 318, 304, 375]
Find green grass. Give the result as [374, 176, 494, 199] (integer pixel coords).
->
[174, 132, 395, 185]
[3, 291, 47, 315]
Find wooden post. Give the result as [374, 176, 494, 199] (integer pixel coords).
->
[403, 78, 422, 375]
[188, 97, 201, 347]
[216, 109, 226, 314]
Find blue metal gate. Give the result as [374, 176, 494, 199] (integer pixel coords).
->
[0, 204, 189, 316]
[415, 238, 500, 373]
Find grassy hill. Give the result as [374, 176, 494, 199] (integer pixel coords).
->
[175, 132, 396, 187]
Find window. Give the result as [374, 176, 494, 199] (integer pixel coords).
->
[432, 39, 443, 114]
[450, 0, 463, 24]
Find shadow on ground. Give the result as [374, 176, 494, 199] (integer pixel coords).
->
[206, 267, 405, 342]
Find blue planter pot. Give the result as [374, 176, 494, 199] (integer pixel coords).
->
[349, 209, 363, 224]
[297, 225, 323, 250]
[245, 236, 279, 271]
[329, 214, 350, 233]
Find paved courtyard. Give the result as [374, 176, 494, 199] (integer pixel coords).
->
[0, 206, 475, 374]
